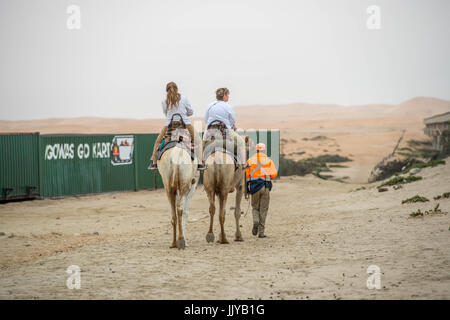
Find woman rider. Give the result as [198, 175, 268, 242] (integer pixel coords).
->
[149, 82, 206, 170]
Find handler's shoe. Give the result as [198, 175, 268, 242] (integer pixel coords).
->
[252, 223, 258, 236]
[198, 164, 208, 171]
[258, 234, 267, 238]
[148, 163, 158, 170]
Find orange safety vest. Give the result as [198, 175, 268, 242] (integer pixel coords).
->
[246, 152, 278, 181]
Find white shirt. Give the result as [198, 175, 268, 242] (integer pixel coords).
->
[204, 100, 236, 134]
[162, 95, 193, 126]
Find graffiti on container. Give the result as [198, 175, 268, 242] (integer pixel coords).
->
[111, 135, 134, 166]
[45, 142, 112, 160]
[45, 144, 75, 160]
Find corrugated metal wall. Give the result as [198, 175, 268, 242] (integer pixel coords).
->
[239, 129, 280, 171]
[0, 130, 279, 200]
[0, 133, 40, 200]
[134, 134, 164, 190]
[40, 134, 137, 197]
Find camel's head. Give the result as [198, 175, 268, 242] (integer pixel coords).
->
[243, 135, 254, 154]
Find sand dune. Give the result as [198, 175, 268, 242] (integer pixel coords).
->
[235, 97, 450, 128]
[1, 97, 448, 134]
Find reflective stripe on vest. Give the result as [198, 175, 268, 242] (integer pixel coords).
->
[249, 157, 271, 180]
[248, 177, 271, 182]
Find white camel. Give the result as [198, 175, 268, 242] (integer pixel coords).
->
[157, 144, 199, 249]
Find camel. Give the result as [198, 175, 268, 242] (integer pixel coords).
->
[157, 137, 200, 250]
[203, 135, 249, 244]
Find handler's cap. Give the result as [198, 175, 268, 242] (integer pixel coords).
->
[256, 143, 266, 151]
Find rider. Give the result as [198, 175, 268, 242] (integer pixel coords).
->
[204, 88, 248, 169]
[149, 82, 206, 170]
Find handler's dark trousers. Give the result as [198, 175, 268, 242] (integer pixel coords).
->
[251, 187, 271, 236]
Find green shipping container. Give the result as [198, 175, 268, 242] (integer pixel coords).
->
[1, 130, 278, 200]
[238, 129, 280, 172]
[0, 133, 40, 200]
[134, 134, 164, 190]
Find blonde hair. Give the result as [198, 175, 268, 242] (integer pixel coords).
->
[216, 88, 230, 101]
[166, 82, 181, 110]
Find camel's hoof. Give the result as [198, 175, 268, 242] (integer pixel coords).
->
[234, 236, 244, 242]
[218, 233, 229, 244]
[170, 243, 177, 249]
[206, 233, 215, 243]
[176, 238, 186, 250]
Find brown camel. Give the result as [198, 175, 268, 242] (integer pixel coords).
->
[203, 136, 249, 244]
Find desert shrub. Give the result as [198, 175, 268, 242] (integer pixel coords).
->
[434, 192, 450, 200]
[402, 159, 446, 174]
[407, 140, 432, 148]
[378, 175, 422, 188]
[329, 164, 349, 168]
[279, 154, 351, 177]
[279, 155, 324, 176]
[374, 159, 409, 181]
[402, 195, 429, 204]
[410, 204, 443, 217]
[314, 154, 352, 163]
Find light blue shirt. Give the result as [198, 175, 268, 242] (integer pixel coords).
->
[204, 100, 236, 134]
[162, 95, 193, 126]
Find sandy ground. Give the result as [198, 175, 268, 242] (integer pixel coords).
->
[0, 159, 449, 299]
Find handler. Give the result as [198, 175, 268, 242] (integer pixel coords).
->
[245, 143, 278, 238]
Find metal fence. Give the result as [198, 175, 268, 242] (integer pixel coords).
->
[0, 130, 279, 200]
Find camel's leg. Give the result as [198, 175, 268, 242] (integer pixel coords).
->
[205, 191, 215, 243]
[234, 182, 244, 242]
[176, 193, 186, 250]
[218, 192, 229, 244]
[183, 179, 198, 247]
[181, 209, 188, 247]
[168, 191, 177, 249]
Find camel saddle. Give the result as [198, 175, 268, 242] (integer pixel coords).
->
[203, 121, 242, 166]
[156, 114, 195, 161]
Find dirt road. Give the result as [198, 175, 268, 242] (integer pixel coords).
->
[0, 161, 449, 299]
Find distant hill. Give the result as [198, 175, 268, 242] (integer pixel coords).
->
[0, 97, 448, 134]
[234, 97, 450, 128]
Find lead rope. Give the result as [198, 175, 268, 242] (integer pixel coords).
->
[243, 194, 251, 218]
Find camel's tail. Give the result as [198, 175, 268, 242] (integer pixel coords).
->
[169, 157, 181, 199]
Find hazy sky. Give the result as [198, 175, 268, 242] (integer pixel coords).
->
[0, 0, 449, 120]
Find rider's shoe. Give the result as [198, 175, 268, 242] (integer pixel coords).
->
[148, 163, 158, 170]
[198, 164, 208, 171]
